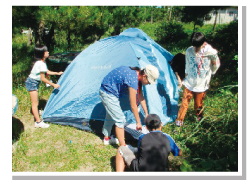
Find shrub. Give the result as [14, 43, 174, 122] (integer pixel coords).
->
[206, 20, 238, 63]
[155, 22, 188, 45]
[138, 22, 161, 41]
[206, 21, 238, 85]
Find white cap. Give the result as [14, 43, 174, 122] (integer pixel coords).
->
[144, 65, 159, 84]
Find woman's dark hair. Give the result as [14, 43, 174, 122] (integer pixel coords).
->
[34, 45, 48, 60]
[129, 66, 145, 75]
[191, 32, 205, 47]
[129, 66, 144, 93]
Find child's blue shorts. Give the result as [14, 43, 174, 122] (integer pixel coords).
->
[25, 77, 40, 92]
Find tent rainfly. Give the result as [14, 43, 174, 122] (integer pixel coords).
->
[43, 28, 179, 139]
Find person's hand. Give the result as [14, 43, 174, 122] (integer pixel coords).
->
[136, 122, 142, 131]
[58, 71, 63, 75]
[53, 84, 60, 89]
[178, 81, 182, 89]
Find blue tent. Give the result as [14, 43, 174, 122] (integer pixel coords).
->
[43, 28, 179, 136]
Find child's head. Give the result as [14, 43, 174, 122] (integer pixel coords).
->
[145, 114, 162, 131]
[34, 45, 49, 60]
[191, 32, 205, 48]
[130, 65, 159, 85]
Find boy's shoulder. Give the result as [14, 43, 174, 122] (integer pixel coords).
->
[186, 46, 194, 53]
[140, 131, 168, 140]
[203, 43, 218, 55]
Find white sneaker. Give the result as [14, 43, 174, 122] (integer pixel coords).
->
[126, 144, 138, 153]
[103, 135, 119, 145]
[175, 120, 183, 127]
[35, 120, 50, 128]
[119, 146, 136, 166]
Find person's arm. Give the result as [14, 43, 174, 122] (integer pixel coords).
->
[175, 72, 182, 88]
[138, 89, 148, 118]
[129, 87, 142, 130]
[40, 72, 60, 89]
[163, 133, 181, 156]
[210, 54, 220, 74]
[185, 50, 190, 78]
[46, 70, 63, 76]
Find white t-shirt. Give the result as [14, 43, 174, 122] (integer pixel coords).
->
[29, 60, 48, 81]
[183, 43, 220, 92]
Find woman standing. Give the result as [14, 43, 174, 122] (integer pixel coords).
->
[99, 65, 159, 146]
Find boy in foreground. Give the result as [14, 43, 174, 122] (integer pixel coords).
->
[116, 114, 182, 171]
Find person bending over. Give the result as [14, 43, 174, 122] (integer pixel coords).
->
[99, 65, 159, 146]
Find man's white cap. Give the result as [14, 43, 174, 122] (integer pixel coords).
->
[144, 65, 159, 84]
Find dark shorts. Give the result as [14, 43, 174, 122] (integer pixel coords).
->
[130, 159, 139, 171]
[25, 77, 40, 92]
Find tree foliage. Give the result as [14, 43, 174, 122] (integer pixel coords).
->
[181, 6, 214, 31]
[155, 22, 188, 45]
[206, 20, 238, 84]
[12, 6, 39, 35]
[12, 6, 237, 55]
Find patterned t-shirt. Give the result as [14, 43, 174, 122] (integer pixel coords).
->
[100, 66, 138, 98]
[183, 43, 220, 92]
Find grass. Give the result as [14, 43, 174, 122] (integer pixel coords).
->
[12, 78, 238, 172]
[12, 83, 183, 172]
[12, 23, 238, 172]
[12, 124, 116, 172]
[12, 83, 118, 172]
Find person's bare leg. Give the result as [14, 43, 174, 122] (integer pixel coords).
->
[29, 91, 40, 122]
[116, 147, 126, 172]
[115, 126, 126, 146]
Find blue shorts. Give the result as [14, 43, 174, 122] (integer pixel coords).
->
[25, 77, 40, 92]
[99, 89, 126, 136]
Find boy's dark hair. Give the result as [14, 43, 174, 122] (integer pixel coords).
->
[191, 32, 205, 47]
[145, 114, 162, 131]
[34, 45, 48, 60]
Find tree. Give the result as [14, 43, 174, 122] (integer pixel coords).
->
[181, 6, 214, 31]
[37, 6, 94, 51]
[181, 6, 232, 32]
[211, 6, 231, 31]
[36, 6, 61, 51]
[170, 6, 184, 22]
[12, 6, 39, 34]
[108, 6, 142, 35]
[83, 6, 112, 41]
